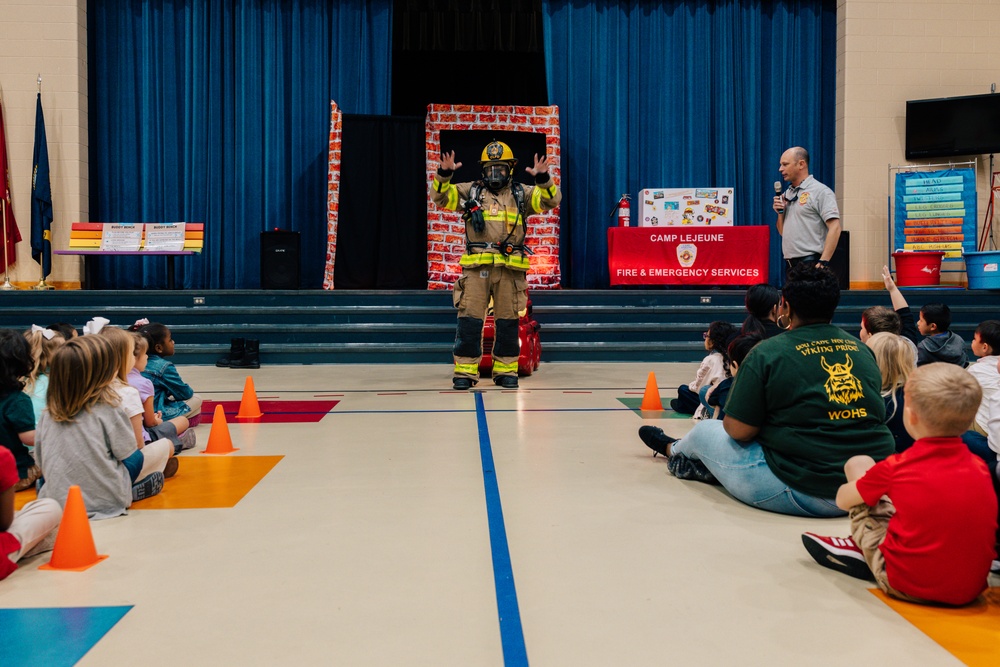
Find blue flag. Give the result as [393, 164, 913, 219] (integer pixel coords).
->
[31, 93, 52, 277]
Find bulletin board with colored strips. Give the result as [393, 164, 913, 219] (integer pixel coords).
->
[893, 169, 977, 261]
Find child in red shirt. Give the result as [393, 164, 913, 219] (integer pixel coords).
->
[803, 363, 997, 606]
[1, 446, 61, 581]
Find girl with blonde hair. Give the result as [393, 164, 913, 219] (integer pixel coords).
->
[866, 331, 916, 452]
[35, 336, 171, 519]
[22, 326, 65, 426]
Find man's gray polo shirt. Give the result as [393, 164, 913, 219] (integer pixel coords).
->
[781, 174, 840, 259]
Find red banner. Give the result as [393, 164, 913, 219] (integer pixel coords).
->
[608, 226, 770, 286]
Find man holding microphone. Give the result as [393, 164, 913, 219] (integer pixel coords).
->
[773, 146, 842, 273]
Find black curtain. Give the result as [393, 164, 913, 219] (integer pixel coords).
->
[334, 115, 428, 289]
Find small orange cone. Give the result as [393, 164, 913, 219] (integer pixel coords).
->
[39, 485, 108, 571]
[640, 371, 664, 411]
[235, 376, 263, 420]
[202, 404, 239, 454]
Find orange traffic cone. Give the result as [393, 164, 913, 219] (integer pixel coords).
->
[640, 371, 664, 411]
[39, 485, 108, 571]
[235, 376, 263, 420]
[202, 404, 239, 454]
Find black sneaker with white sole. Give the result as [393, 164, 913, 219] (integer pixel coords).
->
[801, 532, 874, 581]
[638, 426, 676, 457]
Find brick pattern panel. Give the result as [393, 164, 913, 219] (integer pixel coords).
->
[425, 104, 562, 290]
[322, 101, 342, 290]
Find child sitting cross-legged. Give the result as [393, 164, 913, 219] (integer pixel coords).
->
[802, 363, 997, 606]
[35, 336, 173, 519]
[671, 321, 736, 418]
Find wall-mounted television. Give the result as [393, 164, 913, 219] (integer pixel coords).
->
[906, 93, 1000, 159]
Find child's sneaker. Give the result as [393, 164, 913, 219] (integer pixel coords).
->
[163, 457, 179, 479]
[177, 428, 197, 451]
[801, 533, 873, 580]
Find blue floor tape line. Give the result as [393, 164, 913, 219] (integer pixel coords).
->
[475, 392, 529, 667]
[0, 606, 132, 667]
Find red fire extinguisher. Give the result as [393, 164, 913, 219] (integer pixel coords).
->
[615, 194, 631, 227]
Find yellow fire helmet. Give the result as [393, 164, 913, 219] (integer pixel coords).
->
[480, 140, 517, 166]
[480, 140, 517, 191]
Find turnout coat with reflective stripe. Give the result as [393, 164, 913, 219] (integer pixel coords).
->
[430, 173, 561, 271]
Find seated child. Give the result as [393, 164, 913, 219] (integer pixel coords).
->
[23, 325, 65, 426]
[128, 333, 195, 453]
[966, 319, 1000, 437]
[99, 326, 179, 479]
[136, 322, 203, 425]
[1, 446, 61, 581]
[916, 303, 967, 367]
[701, 334, 761, 420]
[671, 321, 736, 418]
[0, 329, 41, 492]
[740, 284, 782, 339]
[802, 363, 997, 606]
[858, 266, 920, 347]
[865, 332, 916, 453]
[35, 336, 173, 519]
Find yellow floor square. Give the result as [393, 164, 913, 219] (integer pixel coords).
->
[13, 455, 283, 511]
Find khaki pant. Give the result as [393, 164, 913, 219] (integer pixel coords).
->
[452, 264, 528, 380]
[849, 498, 929, 604]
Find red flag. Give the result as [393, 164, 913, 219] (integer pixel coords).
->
[0, 95, 22, 273]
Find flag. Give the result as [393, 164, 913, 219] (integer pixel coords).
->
[0, 94, 22, 274]
[31, 92, 52, 278]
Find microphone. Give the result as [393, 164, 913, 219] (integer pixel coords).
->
[774, 181, 785, 214]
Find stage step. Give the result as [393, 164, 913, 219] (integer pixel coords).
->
[0, 288, 996, 365]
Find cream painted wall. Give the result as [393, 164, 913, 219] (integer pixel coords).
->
[0, 0, 86, 288]
[1, 1, 997, 288]
[837, 0, 1000, 286]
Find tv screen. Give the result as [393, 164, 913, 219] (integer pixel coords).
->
[906, 93, 1000, 159]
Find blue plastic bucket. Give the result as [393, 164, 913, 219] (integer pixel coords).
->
[964, 251, 1000, 289]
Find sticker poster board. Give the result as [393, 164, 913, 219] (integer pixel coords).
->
[893, 169, 977, 260]
[639, 188, 734, 227]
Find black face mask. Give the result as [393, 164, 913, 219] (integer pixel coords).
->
[483, 163, 511, 191]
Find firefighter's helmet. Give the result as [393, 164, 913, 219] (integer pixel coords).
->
[480, 140, 516, 192]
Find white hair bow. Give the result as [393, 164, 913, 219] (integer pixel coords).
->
[83, 317, 111, 336]
[31, 324, 56, 340]
[133, 318, 149, 328]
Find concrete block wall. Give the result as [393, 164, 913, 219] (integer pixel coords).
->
[424, 103, 562, 290]
[837, 0, 1000, 287]
[0, 0, 86, 289]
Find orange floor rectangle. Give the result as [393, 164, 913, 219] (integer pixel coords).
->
[13, 456, 283, 511]
[871, 587, 1000, 667]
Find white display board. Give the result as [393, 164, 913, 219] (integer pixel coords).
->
[639, 188, 734, 227]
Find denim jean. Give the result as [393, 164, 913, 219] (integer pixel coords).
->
[671, 420, 845, 517]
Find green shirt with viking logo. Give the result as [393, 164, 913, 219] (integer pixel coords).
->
[724, 323, 895, 498]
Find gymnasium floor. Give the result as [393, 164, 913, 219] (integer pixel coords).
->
[1, 362, 997, 667]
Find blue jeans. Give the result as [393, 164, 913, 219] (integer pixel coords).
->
[671, 420, 845, 518]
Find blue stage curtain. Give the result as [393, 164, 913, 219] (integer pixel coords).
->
[88, 0, 392, 289]
[542, 0, 836, 287]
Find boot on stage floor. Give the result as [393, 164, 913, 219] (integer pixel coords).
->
[216, 337, 246, 368]
[232, 338, 260, 369]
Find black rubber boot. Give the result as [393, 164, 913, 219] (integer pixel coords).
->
[232, 338, 260, 369]
[216, 337, 245, 368]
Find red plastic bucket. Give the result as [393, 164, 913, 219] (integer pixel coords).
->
[892, 251, 944, 286]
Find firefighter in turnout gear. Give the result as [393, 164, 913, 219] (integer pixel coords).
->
[430, 140, 562, 390]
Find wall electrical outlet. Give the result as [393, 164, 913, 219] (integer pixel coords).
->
[193, 296, 205, 305]
[700, 296, 711, 304]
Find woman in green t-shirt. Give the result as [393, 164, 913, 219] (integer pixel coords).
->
[639, 264, 895, 517]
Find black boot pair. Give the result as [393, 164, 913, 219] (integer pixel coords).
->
[216, 337, 260, 369]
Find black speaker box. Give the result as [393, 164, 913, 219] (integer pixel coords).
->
[829, 230, 850, 291]
[260, 231, 300, 290]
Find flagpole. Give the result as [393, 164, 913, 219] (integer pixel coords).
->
[0, 86, 13, 290]
[31, 74, 52, 291]
[0, 199, 13, 290]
